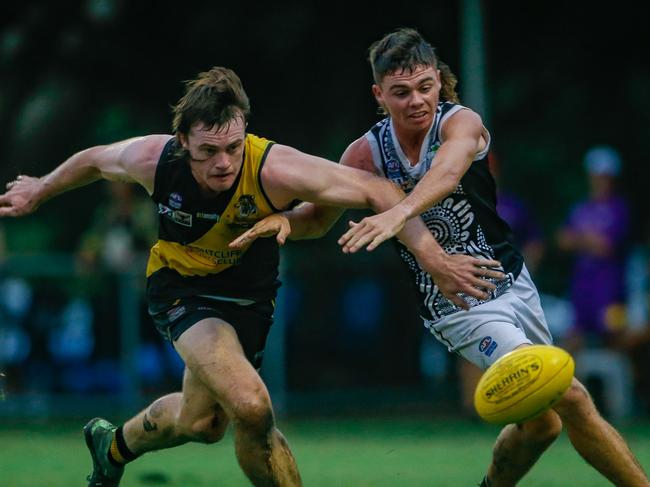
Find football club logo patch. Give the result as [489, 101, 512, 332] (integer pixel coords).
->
[236, 194, 257, 218]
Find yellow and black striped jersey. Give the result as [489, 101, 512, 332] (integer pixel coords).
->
[146, 134, 281, 303]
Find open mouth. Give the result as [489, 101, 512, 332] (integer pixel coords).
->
[211, 173, 231, 180]
[409, 111, 428, 120]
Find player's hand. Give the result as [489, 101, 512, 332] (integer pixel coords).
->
[0, 175, 43, 217]
[427, 254, 505, 310]
[229, 213, 291, 249]
[337, 207, 407, 253]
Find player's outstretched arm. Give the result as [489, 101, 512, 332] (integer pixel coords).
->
[234, 136, 405, 250]
[259, 141, 503, 306]
[339, 110, 485, 253]
[228, 202, 344, 249]
[0, 135, 170, 218]
[375, 184, 504, 307]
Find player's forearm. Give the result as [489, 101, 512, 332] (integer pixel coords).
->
[397, 216, 448, 270]
[38, 147, 105, 203]
[395, 143, 473, 219]
[396, 170, 458, 220]
[285, 203, 343, 240]
[365, 177, 407, 214]
[367, 179, 448, 267]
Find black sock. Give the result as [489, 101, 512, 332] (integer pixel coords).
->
[107, 426, 138, 467]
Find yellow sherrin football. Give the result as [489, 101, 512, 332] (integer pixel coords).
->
[474, 345, 575, 425]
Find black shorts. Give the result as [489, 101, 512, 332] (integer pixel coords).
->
[148, 297, 274, 369]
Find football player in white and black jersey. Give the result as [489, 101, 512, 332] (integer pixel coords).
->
[233, 29, 648, 487]
[0, 66, 503, 487]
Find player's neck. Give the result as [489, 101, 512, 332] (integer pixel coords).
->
[393, 124, 428, 166]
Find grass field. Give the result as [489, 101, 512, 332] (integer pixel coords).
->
[2, 415, 650, 486]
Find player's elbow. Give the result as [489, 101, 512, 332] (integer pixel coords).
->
[366, 181, 404, 213]
[304, 214, 337, 239]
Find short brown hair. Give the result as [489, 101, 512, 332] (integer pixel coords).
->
[369, 28, 459, 103]
[172, 66, 251, 136]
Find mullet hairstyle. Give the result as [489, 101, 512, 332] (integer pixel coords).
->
[172, 66, 251, 143]
[368, 28, 459, 105]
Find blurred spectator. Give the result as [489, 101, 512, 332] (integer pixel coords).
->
[557, 146, 630, 347]
[556, 145, 633, 420]
[76, 181, 157, 272]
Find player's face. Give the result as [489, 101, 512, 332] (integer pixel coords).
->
[180, 116, 246, 195]
[372, 65, 441, 131]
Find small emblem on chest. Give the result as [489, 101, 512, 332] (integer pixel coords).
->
[168, 192, 183, 209]
[158, 203, 193, 227]
[236, 194, 258, 218]
[196, 212, 220, 221]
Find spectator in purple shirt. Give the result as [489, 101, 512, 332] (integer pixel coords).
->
[557, 145, 630, 347]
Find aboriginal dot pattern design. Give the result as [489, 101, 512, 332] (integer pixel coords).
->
[366, 102, 522, 322]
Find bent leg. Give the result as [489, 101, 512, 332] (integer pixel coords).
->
[122, 366, 230, 455]
[175, 317, 301, 487]
[487, 410, 562, 487]
[553, 378, 649, 486]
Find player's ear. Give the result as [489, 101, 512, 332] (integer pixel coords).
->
[372, 84, 387, 114]
[371, 84, 382, 103]
[178, 132, 189, 149]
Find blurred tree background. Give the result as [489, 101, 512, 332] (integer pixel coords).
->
[1, 0, 649, 404]
[2, 1, 648, 253]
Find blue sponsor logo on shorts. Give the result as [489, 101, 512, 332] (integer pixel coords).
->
[479, 336, 492, 352]
[479, 336, 498, 356]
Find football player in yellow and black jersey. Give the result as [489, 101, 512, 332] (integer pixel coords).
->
[236, 30, 649, 487]
[0, 66, 503, 487]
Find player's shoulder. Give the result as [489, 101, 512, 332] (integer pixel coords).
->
[126, 134, 175, 164]
[441, 107, 484, 141]
[444, 106, 483, 126]
[340, 136, 376, 173]
[121, 135, 174, 195]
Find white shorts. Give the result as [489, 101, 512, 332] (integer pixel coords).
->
[422, 266, 553, 370]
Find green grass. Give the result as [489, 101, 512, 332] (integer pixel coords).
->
[2, 416, 650, 486]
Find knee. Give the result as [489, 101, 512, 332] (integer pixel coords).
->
[231, 391, 275, 437]
[521, 410, 563, 445]
[554, 379, 594, 418]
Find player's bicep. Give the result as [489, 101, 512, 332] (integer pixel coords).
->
[440, 110, 485, 157]
[294, 160, 375, 207]
[96, 135, 169, 194]
[263, 145, 380, 209]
